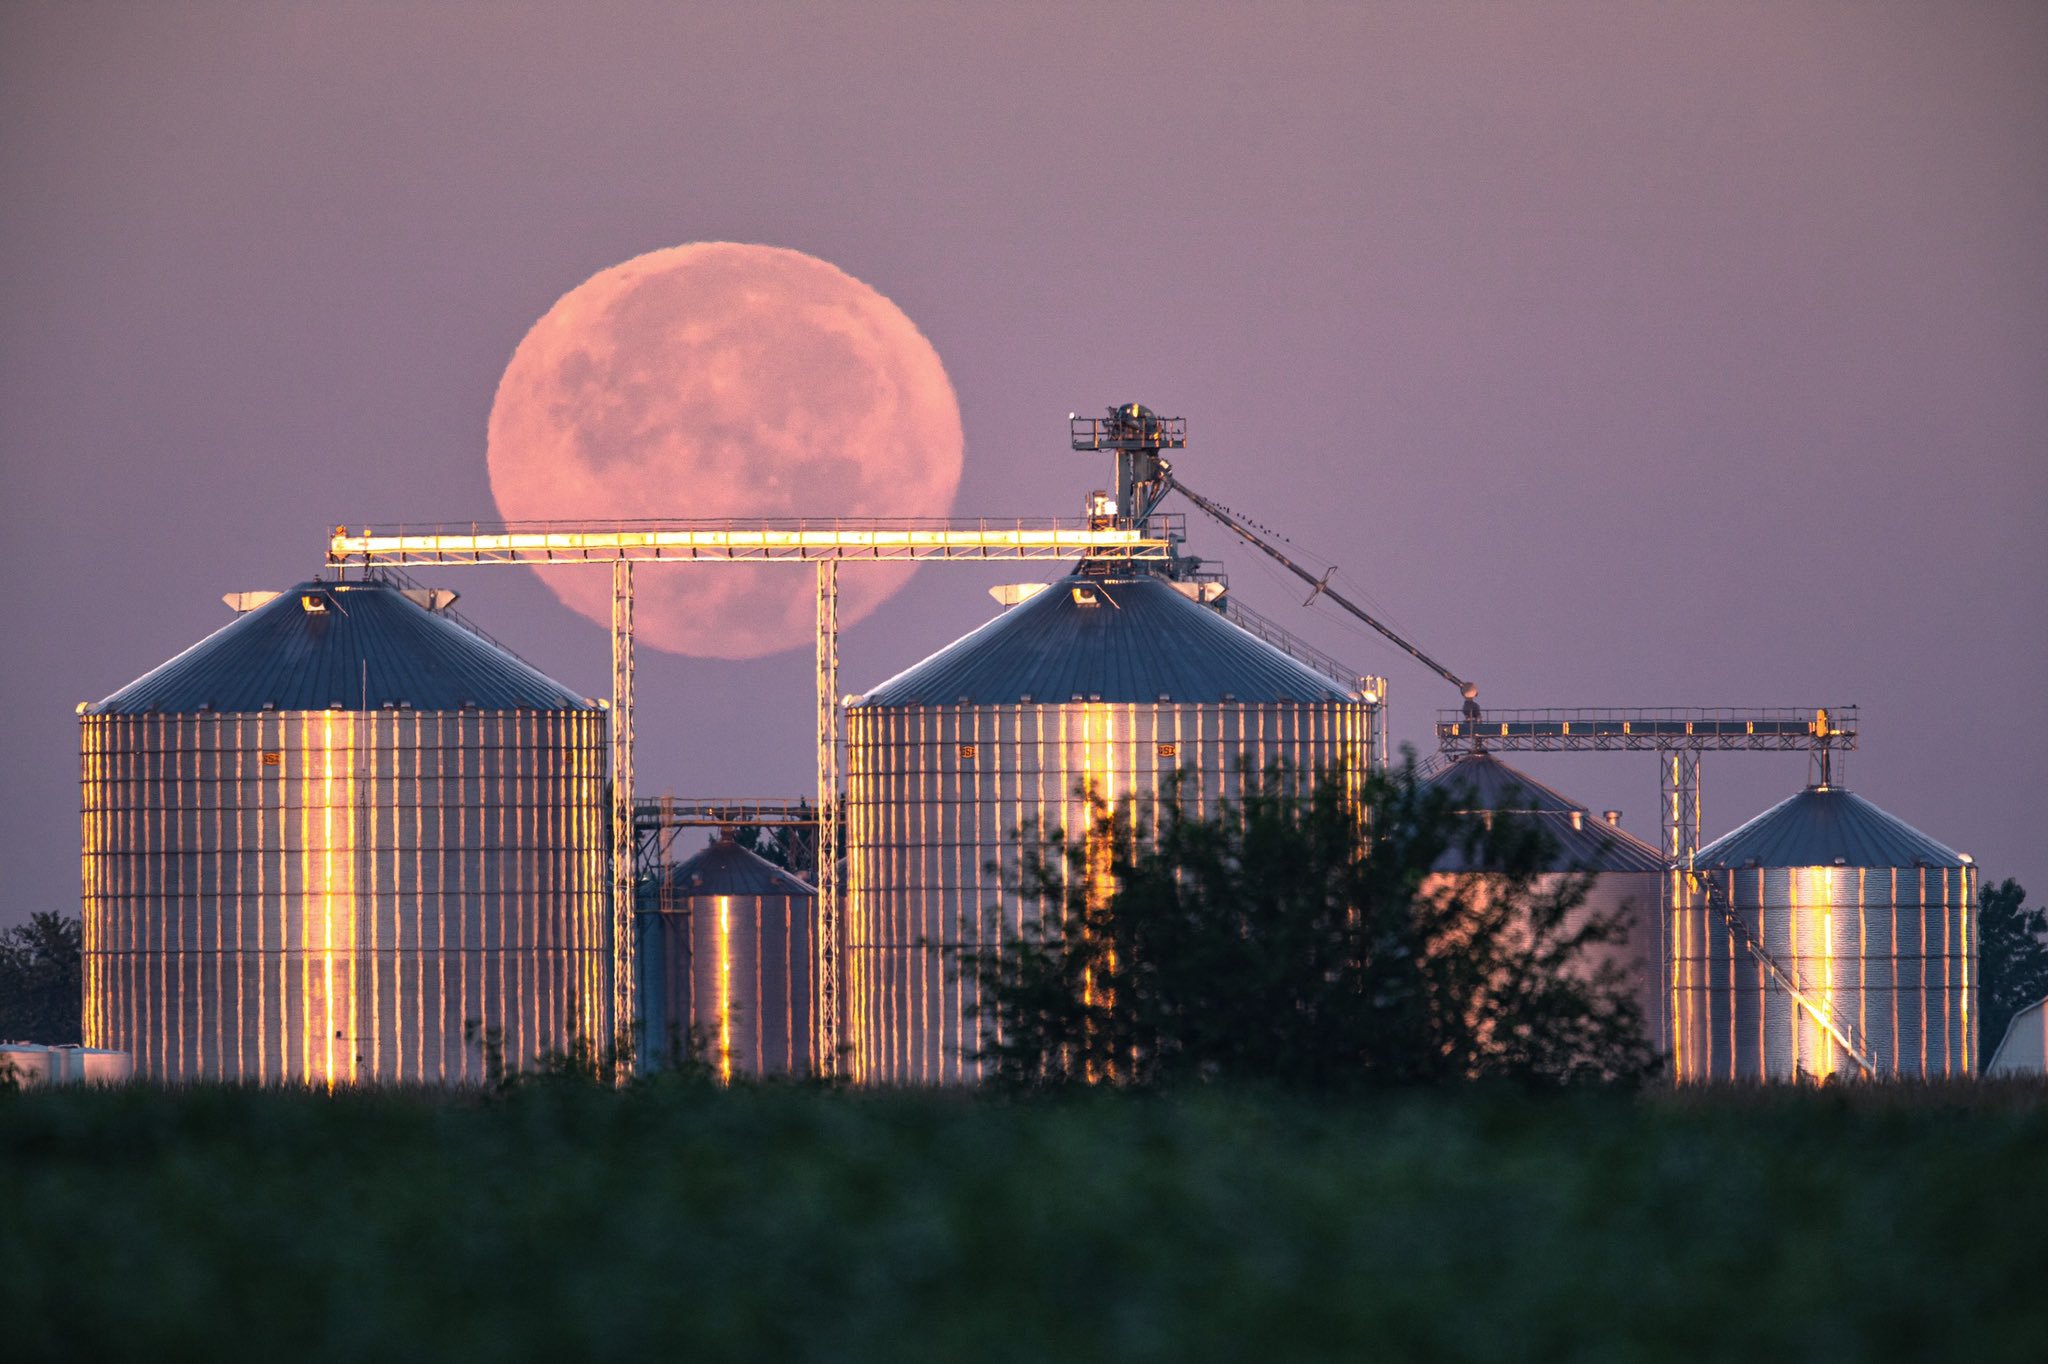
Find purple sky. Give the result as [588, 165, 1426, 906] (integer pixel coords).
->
[3, 2, 2043, 930]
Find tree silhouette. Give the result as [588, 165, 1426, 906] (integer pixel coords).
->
[0, 913, 82, 1043]
[961, 759, 1656, 1092]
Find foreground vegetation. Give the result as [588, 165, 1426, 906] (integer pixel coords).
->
[5, 1079, 2044, 1361]
[967, 762, 1656, 1090]
[8, 770, 2044, 1358]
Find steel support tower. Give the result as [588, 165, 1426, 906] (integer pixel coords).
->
[609, 561, 635, 1049]
[814, 561, 839, 1067]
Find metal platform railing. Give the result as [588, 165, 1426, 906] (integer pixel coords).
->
[634, 796, 818, 830]
[1222, 597, 1375, 697]
[1436, 706, 1857, 752]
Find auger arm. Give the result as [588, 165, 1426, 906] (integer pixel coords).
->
[1166, 474, 1478, 702]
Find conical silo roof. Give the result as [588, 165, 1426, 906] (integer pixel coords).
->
[1426, 751, 1580, 815]
[1695, 786, 1967, 870]
[88, 579, 589, 714]
[654, 836, 816, 900]
[1423, 751, 1664, 873]
[855, 574, 1353, 706]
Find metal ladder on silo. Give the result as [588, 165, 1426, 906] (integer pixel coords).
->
[1693, 873, 1876, 1075]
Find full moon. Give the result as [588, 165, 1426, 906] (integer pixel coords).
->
[486, 243, 965, 658]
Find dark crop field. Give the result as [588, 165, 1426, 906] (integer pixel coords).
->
[4, 1077, 2044, 1362]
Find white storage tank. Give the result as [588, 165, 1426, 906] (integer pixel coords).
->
[0, 1044, 58, 1088]
[0, 1044, 131, 1086]
[55, 1046, 135, 1085]
[637, 834, 818, 1079]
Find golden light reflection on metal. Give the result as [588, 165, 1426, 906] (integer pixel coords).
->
[1959, 867, 1972, 1073]
[1676, 861, 1971, 1082]
[82, 706, 608, 1085]
[717, 894, 734, 1085]
[292, 712, 362, 1088]
[843, 697, 1374, 1083]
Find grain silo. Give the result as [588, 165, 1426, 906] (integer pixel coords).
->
[637, 834, 818, 1079]
[1672, 781, 1976, 1081]
[843, 570, 1378, 1084]
[80, 578, 609, 1084]
[1422, 752, 1667, 1052]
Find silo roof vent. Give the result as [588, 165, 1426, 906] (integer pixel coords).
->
[1421, 751, 1663, 873]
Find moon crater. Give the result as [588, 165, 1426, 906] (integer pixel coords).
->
[487, 243, 964, 658]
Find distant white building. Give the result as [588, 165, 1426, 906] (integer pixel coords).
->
[0, 1044, 132, 1087]
[1987, 997, 2048, 1075]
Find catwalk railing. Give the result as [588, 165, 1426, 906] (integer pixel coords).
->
[329, 518, 1179, 566]
[1435, 706, 1857, 753]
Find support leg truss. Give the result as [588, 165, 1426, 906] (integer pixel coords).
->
[611, 561, 636, 1076]
[815, 561, 840, 1075]
[1661, 747, 1699, 1069]
[1660, 747, 1701, 867]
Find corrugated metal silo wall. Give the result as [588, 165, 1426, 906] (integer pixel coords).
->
[844, 699, 1374, 1084]
[638, 891, 817, 1078]
[1671, 864, 1976, 1081]
[80, 708, 610, 1084]
[1580, 872, 1667, 1058]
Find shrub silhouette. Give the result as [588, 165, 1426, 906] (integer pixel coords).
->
[961, 757, 1656, 1091]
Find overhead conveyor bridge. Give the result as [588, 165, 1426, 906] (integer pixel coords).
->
[328, 519, 1178, 567]
[1437, 707, 1855, 753]
[1432, 703, 1857, 871]
[327, 516, 1178, 1077]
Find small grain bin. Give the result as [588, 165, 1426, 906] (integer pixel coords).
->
[1673, 783, 1976, 1081]
[0, 1045, 134, 1086]
[638, 834, 818, 1079]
